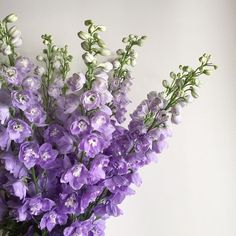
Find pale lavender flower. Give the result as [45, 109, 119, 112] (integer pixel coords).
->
[69, 116, 90, 135]
[1, 66, 22, 85]
[0, 126, 10, 150]
[40, 210, 68, 232]
[38, 143, 58, 169]
[22, 76, 41, 91]
[24, 104, 47, 125]
[61, 164, 89, 190]
[12, 180, 27, 200]
[18, 141, 39, 169]
[7, 119, 32, 143]
[80, 90, 101, 111]
[12, 90, 34, 111]
[67, 73, 86, 92]
[79, 133, 106, 157]
[15, 57, 34, 75]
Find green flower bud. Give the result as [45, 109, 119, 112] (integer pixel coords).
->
[84, 20, 93, 26]
[116, 49, 124, 55]
[122, 37, 128, 43]
[162, 80, 169, 88]
[97, 25, 106, 32]
[97, 39, 106, 48]
[4, 13, 18, 23]
[81, 41, 90, 51]
[203, 69, 211, 75]
[77, 31, 90, 40]
[170, 72, 176, 79]
[191, 87, 199, 98]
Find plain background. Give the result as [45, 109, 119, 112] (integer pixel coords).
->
[1, 0, 236, 235]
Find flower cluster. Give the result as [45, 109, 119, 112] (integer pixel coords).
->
[0, 14, 217, 236]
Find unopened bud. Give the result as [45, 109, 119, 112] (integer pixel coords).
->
[82, 52, 95, 63]
[99, 62, 113, 72]
[4, 13, 18, 23]
[99, 48, 111, 56]
[97, 25, 106, 32]
[77, 31, 90, 40]
[162, 80, 169, 88]
[36, 55, 44, 61]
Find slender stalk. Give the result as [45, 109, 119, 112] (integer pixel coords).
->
[31, 167, 39, 194]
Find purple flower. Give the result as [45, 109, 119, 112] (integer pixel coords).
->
[28, 196, 55, 216]
[89, 154, 109, 184]
[1, 152, 27, 178]
[15, 57, 34, 75]
[12, 181, 27, 200]
[0, 126, 10, 150]
[24, 104, 46, 125]
[19, 141, 39, 169]
[44, 124, 65, 144]
[12, 90, 34, 111]
[48, 78, 64, 98]
[61, 164, 89, 190]
[67, 73, 86, 92]
[69, 116, 90, 135]
[7, 119, 32, 143]
[79, 133, 106, 157]
[38, 143, 58, 169]
[60, 192, 79, 214]
[22, 76, 41, 91]
[57, 133, 75, 154]
[64, 94, 80, 114]
[80, 90, 101, 111]
[91, 112, 109, 132]
[0, 90, 11, 125]
[40, 210, 68, 232]
[1, 66, 22, 85]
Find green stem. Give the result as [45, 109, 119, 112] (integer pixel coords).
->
[31, 167, 39, 194]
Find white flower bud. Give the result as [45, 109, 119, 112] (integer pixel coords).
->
[83, 52, 95, 63]
[34, 66, 45, 76]
[4, 13, 18, 23]
[9, 26, 21, 38]
[171, 114, 182, 125]
[113, 60, 120, 69]
[171, 104, 182, 116]
[97, 25, 106, 32]
[131, 59, 136, 67]
[99, 48, 111, 56]
[2, 44, 12, 55]
[36, 55, 44, 61]
[77, 31, 90, 40]
[99, 62, 113, 72]
[11, 37, 22, 47]
[53, 60, 61, 70]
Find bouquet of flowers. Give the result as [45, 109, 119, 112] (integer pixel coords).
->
[0, 13, 217, 236]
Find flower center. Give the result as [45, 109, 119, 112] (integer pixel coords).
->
[42, 151, 51, 161]
[72, 166, 82, 177]
[13, 123, 23, 132]
[88, 137, 98, 147]
[65, 196, 76, 208]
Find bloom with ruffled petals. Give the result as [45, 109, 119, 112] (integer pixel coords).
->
[61, 164, 89, 190]
[15, 57, 34, 75]
[24, 104, 46, 125]
[67, 73, 86, 92]
[80, 90, 101, 111]
[19, 141, 39, 169]
[38, 143, 58, 169]
[7, 119, 31, 143]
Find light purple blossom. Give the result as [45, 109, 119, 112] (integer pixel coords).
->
[15, 57, 34, 75]
[22, 76, 41, 91]
[12, 90, 34, 111]
[18, 141, 39, 169]
[12, 181, 27, 200]
[1, 66, 22, 85]
[80, 90, 101, 111]
[24, 104, 47, 125]
[67, 73, 86, 92]
[61, 164, 89, 190]
[79, 133, 106, 157]
[7, 119, 32, 143]
[38, 143, 58, 169]
[69, 116, 90, 135]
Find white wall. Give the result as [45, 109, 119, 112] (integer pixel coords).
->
[1, 0, 236, 235]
